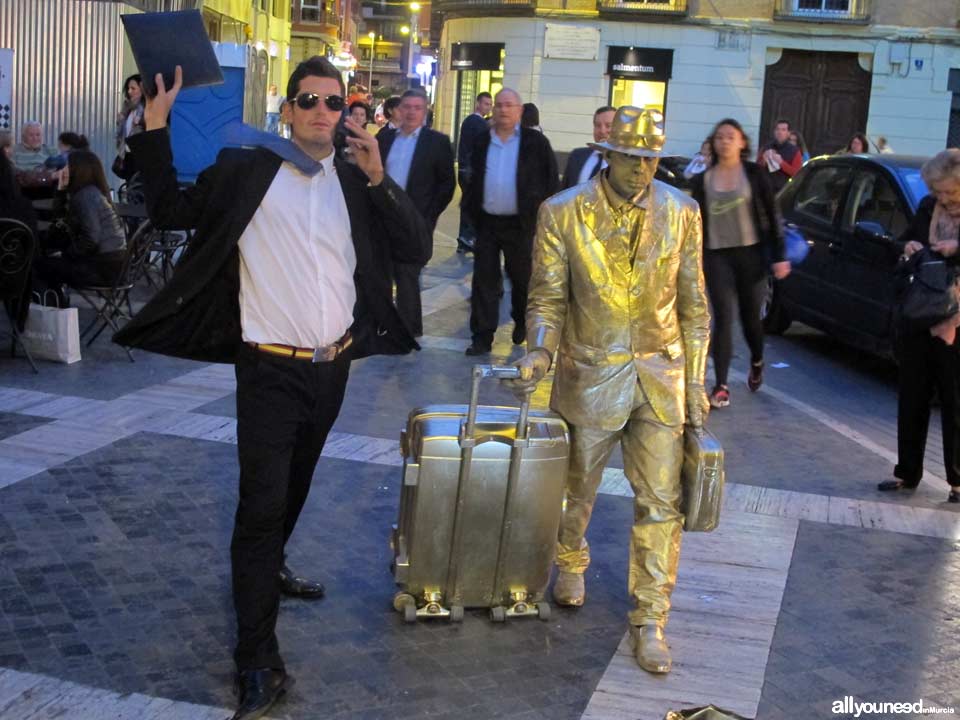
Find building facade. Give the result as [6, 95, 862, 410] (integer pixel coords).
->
[433, 0, 960, 158]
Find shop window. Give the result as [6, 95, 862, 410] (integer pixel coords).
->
[610, 77, 665, 114]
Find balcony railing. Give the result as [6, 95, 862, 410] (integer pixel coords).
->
[774, 0, 870, 23]
[298, 6, 342, 27]
[431, 0, 535, 15]
[597, 0, 686, 15]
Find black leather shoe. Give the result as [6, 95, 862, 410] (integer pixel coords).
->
[949, 488, 959, 503]
[512, 325, 526, 346]
[278, 565, 325, 599]
[232, 668, 286, 720]
[877, 480, 918, 492]
[465, 343, 491, 356]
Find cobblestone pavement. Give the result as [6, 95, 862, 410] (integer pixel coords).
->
[0, 205, 958, 720]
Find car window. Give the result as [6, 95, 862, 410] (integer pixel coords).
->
[843, 171, 909, 237]
[792, 165, 852, 226]
[898, 168, 929, 207]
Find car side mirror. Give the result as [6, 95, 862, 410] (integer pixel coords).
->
[854, 220, 892, 243]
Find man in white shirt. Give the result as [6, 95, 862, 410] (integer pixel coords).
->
[561, 106, 615, 190]
[118, 57, 428, 720]
[378, 89, 455, 336]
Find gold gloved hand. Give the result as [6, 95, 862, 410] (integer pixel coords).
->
[503, 348, 552, 397]
[685, 382, 709, 429]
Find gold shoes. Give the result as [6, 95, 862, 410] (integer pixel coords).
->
[552, 571, 586, 606]
[630, 624, 672, 674]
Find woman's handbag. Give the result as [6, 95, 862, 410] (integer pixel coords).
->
[899, 250, 959, 329]
[783, 224, 809, 266]
[111, 154, 128, 179]
[680, 426, 725, 532]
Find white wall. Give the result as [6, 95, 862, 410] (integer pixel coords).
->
[438, 15, 959, 159]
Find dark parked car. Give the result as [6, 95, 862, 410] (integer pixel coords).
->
[764, 154, 930, 354]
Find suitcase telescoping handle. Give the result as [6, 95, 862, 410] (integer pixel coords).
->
[462, 364, 531, 447]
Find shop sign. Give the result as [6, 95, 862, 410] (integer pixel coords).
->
[606, 46, 673, 82]
[450, 42, 503, 71]
[544, 24, 600, 61]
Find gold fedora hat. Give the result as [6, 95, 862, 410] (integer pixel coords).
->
[588, 106, 665, 158]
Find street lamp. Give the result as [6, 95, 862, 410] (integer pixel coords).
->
[367, 30, 376, 93]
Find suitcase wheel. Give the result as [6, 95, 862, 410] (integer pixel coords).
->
[489, 606, 506, 623]
[449, 605, 464, 623]
[393, 591, 416, 613]
[536, 602, 551, 621]
[403, 603, 418, 623]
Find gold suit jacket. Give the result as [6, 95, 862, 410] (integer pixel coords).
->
[527, 176, 710, 431]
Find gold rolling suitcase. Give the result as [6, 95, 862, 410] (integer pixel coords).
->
[680, 426, 725, 532]
[390, 365, 569, 623]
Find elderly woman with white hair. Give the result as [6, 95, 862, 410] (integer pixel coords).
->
[878, 148, 960, 504]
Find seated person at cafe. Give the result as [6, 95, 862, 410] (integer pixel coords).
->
[34, 150, 126, 300]
[13, 122, 55, 171]
[45, 132, 91, 171]
[1, 131, 13, 161]
[0, 151, 39, 328]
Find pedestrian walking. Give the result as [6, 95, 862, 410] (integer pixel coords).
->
[756, 118, 801, 193]
[456, 91, 492, 253]
[691, 118, 791, 408]
[561, 105, 615, 189]
[265, 84, 283, 134]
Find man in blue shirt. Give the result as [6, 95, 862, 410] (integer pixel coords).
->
[461, 88, 559, 355]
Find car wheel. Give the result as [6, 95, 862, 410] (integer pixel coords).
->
[761, 276, 792, 335]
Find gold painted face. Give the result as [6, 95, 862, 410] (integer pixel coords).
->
[604, 151, 658, 200]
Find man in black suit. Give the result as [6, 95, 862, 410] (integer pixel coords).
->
[462, 87, 559, 355]
[456, 91, 492, 253]
[377, 88, 455, 336]
[561, 105, 616, 190]
[114, 58, 428, 720]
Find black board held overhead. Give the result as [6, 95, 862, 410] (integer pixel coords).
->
[121, 10, 224, 97]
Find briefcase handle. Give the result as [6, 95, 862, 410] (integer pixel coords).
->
[462, 364, 530, 447]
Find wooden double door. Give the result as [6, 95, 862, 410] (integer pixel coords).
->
[760, 49, 872, 157]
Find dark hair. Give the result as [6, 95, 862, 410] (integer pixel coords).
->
[123, 74, 143, 103]
[401, 88, 428, 102]
[58, 132, 89, 151]
[774, 118, 791, 130]
[847, 132, 870, 153]
[383, 96, 402, 119]
[521, 103, 540, 128]
[286, 56, 345, 101]
[708, 118, 752, 166]
[789, 129, 809, 155]
[67, 150, 111, 199]
[348, 101, 371, 121]
[594, 105, 616, 118]
[0, 151, 22, 206]
[476, 91, 492, 103]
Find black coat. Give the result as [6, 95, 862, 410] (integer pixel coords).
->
[462, 126, 559, 235]
[561, 147, 601, 190]
[457, 113, 487, 169]
[377, 126, 456, 233]
[690, 161, 786, 263]
[112, 128, 430, 363]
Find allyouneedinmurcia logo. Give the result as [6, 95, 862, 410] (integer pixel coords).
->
[832, 696, 956, 717]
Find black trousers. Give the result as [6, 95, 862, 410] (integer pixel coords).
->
[703, 244, 767, 387]
[895, 329, 960, 488]
[457, 171, 475, 242]
[469, 213, 530, 347]
[232, 343, 350, 672]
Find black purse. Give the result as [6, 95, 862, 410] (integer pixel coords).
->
[900, 249, 959, 329]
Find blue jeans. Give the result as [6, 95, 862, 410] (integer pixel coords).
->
[266, 113, 280, 134]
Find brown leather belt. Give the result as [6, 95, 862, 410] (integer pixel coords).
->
[248, 331, 352, 363]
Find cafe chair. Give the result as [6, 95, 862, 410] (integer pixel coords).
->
[0, 218, 39, 373]
[72, 219, 155, 362]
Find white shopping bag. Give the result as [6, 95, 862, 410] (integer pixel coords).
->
[21, 297, 82, 364]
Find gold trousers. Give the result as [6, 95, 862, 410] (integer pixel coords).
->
[556, 383, 683, 627]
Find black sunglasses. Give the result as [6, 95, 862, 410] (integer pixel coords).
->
[292, 92, 345, 112]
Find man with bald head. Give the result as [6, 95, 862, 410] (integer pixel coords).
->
[462, 88, 558, 355]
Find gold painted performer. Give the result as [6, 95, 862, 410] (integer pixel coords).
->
[510, 107, 710, 673]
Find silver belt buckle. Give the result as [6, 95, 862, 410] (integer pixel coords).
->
[312, 344, 336, 363]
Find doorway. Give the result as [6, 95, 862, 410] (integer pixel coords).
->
[760, 49, 871, 157]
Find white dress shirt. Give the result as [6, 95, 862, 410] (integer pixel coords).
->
[482, 125, 521, 216]
[238, 153, 357, 348]
[577, 150, 607, 185]
[385, 126, 421, 191]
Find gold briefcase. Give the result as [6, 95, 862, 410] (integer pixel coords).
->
[665, 705, 752, 720]
[680, 426, 725, 532]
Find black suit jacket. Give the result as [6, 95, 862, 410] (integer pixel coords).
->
[462, 127, 559, 235]
[377, 126, 456, 233]
[113, 128, 430, 363]
[562, 147, 602, 190]
[457, 113, 488, 169]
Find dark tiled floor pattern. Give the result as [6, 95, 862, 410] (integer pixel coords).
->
[0, 431, 636, 719]
[0, 412, 51, 441]
[757, 522, 960, 719]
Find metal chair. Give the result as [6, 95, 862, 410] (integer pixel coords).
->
[0, 218, 38, 373]
[71, 219, 156, 362]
